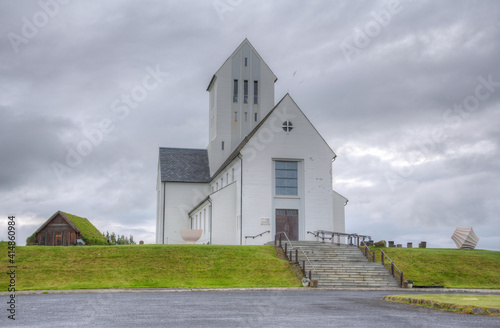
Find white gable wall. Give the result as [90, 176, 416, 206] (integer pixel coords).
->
[241, 95, 337, 245]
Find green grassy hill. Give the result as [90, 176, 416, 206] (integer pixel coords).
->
[370, 247, 500, 288]
[0, 243, 300, 291]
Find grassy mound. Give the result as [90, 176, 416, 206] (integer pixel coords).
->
[384, 294, 500, 315]
[369, 247, 500, 288]
[0, 243, 300, 290]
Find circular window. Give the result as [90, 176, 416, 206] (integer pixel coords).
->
[282, 121, 293, 132]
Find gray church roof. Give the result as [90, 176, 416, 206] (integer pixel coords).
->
[159, 148, 210, 183]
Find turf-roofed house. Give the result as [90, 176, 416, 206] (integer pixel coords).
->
[26, 210, 107, 246]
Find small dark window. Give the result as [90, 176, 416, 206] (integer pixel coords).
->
[233, 80, 238, 103]
[282, 121, 293, 132]
[221, 141, 224, 150]
[254, 81, 258, 104]
[244, 57, 248, 66]
[243, 80, 248, 103]
[254, 113, 258, 122]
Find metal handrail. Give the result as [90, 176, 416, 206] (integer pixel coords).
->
[360, 240, 404, 287]
[275, 231, 317, 273]
[308, 230, 372, 247]
[245, 230, 270, 239]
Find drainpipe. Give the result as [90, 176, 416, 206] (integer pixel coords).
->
[208, 198, 213, 245]
[238, 154, 243, 245]
[162, 182, 166, 244]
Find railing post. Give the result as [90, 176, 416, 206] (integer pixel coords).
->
[279, 234, 282, 248]
[391, 262, 394, 277]
[372, 252, 375, 262]
[289, 250, 292, 261]
[400, 272, 404, 287]
[274, 234, 277, 246]
[295, 249, 298, 264]
[381, 252, 384, 265]
[309, 270, 311, 280]
[357, 236, 360, 247]
[284, 243, 288, 259]
[302, 260, 305, 277]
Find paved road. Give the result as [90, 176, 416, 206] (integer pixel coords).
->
[3, 290, 499, 327]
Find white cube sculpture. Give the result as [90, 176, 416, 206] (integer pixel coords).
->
[451, 227, 479, 249]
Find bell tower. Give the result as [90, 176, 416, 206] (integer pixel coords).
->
[206, 39, 277, 176]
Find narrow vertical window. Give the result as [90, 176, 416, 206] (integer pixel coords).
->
[216, 182, 219, 190]
[221, 141, 224, 150]
[234, 111, 238, 121]
[254, 113, 258, 122]
[233, 79, 238, 103]
[254, 81, 258, 104]
[244, 57, 248, 66]
[244, 112, 248, 121]
[232, 168, 235, 182]
[243, 80, 248, 103]
[221, 177, 223, 187]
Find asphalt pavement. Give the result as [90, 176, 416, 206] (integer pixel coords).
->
[2, 289, 499, 327]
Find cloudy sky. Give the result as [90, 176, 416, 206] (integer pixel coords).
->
[1, 0, 499, 249]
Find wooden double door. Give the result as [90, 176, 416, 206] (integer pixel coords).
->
[276, 209, 299, 241]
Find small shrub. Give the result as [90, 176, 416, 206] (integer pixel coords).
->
[374, 240, 386, 247]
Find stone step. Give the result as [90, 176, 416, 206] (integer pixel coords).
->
[278, 241, 401, 288]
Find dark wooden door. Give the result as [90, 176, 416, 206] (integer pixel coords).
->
[55, 233, 62, 246]
[276, 209, 298, 241]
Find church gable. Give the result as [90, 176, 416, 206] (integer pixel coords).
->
[240, 94, 336, 160]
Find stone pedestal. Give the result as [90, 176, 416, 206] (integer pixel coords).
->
[388, 241, 395, 247]
[407, 242, 412, 248]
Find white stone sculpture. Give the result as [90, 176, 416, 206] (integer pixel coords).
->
[451, 227, 479, 249]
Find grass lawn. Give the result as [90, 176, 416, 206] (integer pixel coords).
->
[0, 243, 300, 290]
[368, 247, 500, 288]
[384, 294, 500, 315]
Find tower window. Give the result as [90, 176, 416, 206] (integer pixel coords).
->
[254, 113, 258, 122]
[244, 57, 248, 66]
[254, 81, 258, 104]
[243, 80, 248, 103]
[221, 141, 224, 150]
[233, 80, 238, 103]
[234, 111, 238, 121]
[244, 112, 248, 121]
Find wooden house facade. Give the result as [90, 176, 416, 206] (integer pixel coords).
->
[36, 211, 82, 246]
[31, 210, 107, 246]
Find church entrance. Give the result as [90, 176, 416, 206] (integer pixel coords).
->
[276, 209, 298, 241]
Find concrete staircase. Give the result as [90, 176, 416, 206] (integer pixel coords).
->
[282, 241, 400, 288]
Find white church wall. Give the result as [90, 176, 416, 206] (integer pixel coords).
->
[332, 191, 347, 234]
[159, 182, 209, 244]
[241, 95, 337, 244]
[211, 182, 238, 245]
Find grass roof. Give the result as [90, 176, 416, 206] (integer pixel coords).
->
[61, 212, 108, 245]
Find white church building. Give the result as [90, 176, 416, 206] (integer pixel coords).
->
[156, 39, 347, 245]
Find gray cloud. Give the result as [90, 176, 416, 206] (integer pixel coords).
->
[1, 0, 499, 250]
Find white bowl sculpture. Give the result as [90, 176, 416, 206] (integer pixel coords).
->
[179, 229, 203, 244]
